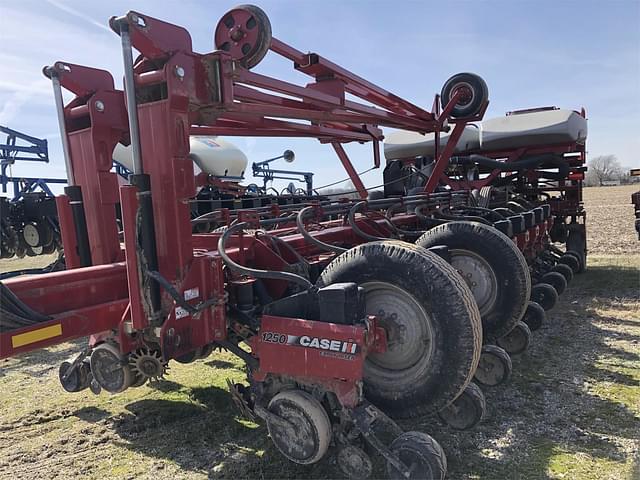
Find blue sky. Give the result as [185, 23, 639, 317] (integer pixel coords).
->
[1, 0, 639, 194]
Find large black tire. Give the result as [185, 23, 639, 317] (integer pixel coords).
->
[317, 241, 482, 417]
[415, 221, 531, 343]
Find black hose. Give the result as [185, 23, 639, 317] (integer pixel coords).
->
[0, 282, 53, 332]
[145, 270, 222, 315]
[218, 223, 313, 289]
[296, 206, 347, 255]
[414, 205, 448, 227]
[451, 153, 570, 180]
[434, 208, 492, 225]
[348, 202, 394, 242]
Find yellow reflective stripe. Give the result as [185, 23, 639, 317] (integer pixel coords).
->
[11, 324, 62, 348]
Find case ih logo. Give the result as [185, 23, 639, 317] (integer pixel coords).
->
[260, 332, 358, 354]
[289, 335, 359, 354]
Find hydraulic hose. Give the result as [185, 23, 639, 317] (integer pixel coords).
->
[0, 282, 53, 332]
[414, 204, 449, 227]
[450, 153, 570, 180]
[347, 202, 395, 242]
[296, 206, 347, 255]
[218, 222, 313, 289]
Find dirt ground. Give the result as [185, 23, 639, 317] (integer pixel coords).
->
[0, 185, 638, 480]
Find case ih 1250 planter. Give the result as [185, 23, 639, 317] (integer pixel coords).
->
[0, 5, 587, 479]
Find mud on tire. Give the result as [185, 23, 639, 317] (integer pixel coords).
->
[317, 240, 482, 417]
[415, 221, 531, 343]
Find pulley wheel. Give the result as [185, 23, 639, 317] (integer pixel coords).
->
[89, 343, 133, 393]
[214, 4, 272, 68]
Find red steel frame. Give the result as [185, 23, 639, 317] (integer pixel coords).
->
[0, 10, 483, 367]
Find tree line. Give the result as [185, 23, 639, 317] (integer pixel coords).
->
[585, 155, 638, 186]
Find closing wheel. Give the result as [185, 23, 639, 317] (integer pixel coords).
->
[59, 360, 90, 393]
[318, 241, 481, 417]
[522, 301, 546, 331]
[551, 263, 574, 283]
[566, 226, 587, 272]
[26, 246, 43, 256]
[558, 253, 580, 274]
[337, 445, 373, 480]
[387, 431, 447, 480]
[267, 390, 331, 465]
[474, 344, 512, 387]
[497, 321, 531, 356]
[441, 72, 488, 118]
[89, 343, 133, 393]
[540, 271, 567, 296]
[438, 382, 486, 430]
[566, 249, 585, 272]
[215, 5, 272, 68]
[531, 282, 558, 311]
[416, 221, 531, 343]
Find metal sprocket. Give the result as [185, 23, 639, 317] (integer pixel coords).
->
[128, 347, 168, 381]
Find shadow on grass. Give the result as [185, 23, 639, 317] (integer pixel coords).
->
[0, 341, 82, 377]
[421, 261, 640, 479]
[107, 383, 341, 479]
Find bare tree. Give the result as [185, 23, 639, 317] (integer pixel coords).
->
[585, 155, 623, 186]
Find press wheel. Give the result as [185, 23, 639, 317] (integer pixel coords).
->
[386, 431, 447, 480]
[438, 382, 486, 430]
[266, 390, 331, 465]
[474, 344, 512, 387]
[497, 321, 531, 356]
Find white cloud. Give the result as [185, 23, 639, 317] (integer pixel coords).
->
[44, 0, 112, 33]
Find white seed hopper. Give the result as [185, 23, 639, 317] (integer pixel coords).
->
[113, 136, 248, 178]
[383, 109, 587, 160]
[480, 109, 587, 150]
[383, 126, 480, 161]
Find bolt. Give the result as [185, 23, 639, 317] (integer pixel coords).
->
[95, 100, 105, 112]
[175, 65, 185, 80]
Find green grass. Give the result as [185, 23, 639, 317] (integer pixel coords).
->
[1, 255, 638, 480]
